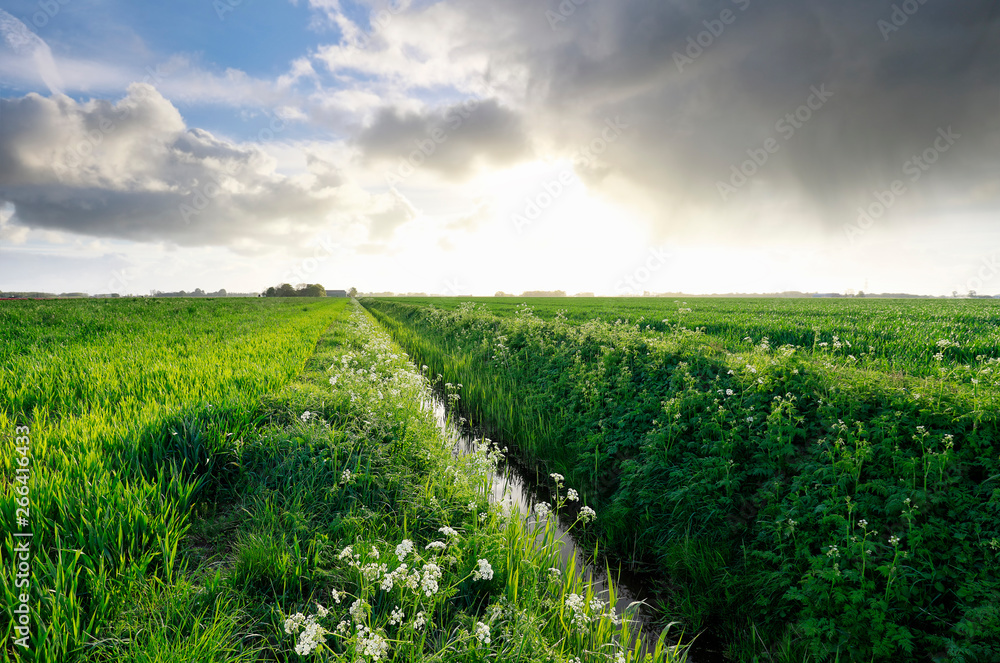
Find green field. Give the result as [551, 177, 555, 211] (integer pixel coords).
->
[362, 297, 1000, 662]
[2, 298, 673, 663]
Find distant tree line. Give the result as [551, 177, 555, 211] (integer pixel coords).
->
[152, 288, 228, 298]
[263, 283, 327, 297]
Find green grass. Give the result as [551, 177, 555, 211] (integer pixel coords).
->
[1, 297, 348, 662]
[360, 296, 1000, 662]
[383, 296, 1000, 377]
[2, 297, 683, 663]
[202, 302, 682, 662]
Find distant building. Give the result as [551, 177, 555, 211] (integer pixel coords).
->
[327, 289, 348, 297]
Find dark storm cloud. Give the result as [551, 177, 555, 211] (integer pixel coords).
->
[354, 98, 532, 178]
[424, 0, 1000, 230]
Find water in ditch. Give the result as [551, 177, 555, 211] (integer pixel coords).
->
[424, 393, 729, 662]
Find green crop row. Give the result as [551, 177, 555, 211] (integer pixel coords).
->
[360, 297, 1000, 662]
[1, 298, 348, 662]
[387, 297, 1000, 379]
[188, 301, 685, 663]
[2, 297, 685, 663]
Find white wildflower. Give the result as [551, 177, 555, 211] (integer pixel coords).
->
[473, 558, 494, 581]
[284, 613, 306, 635]
[350, 599, 366, 624]
[395, 539, 414, 562]
[474, 621, 491, 645]
[421, 563, 443, 597]
[567, 488, 579, 502]
[579, 506, 597, 523]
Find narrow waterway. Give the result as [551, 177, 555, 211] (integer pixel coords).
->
[422, 392, 701, 660]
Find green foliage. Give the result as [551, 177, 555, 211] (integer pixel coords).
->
[264, 283, 326, 297]
[361, 296, 1000, 662]
[1, 297, 682, 663]
[0, 298, 347, 662]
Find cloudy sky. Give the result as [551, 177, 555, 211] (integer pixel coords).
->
[1, 0, 998, 296]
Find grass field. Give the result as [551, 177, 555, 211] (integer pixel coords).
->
[2, 298, 675, 663]
[361, 296, 1000, 662]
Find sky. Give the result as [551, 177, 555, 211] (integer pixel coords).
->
[0, 0, 999, 297]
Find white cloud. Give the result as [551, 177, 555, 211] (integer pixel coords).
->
[0, 85, 406, 252]
[0, 9, 64, 94]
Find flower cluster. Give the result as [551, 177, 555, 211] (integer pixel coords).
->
[284, 612, 327, 656]
[473, 558, 494, 581]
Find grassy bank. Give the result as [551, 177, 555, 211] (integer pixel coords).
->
[361, 297, 1000, 662]
[1, 297, 347, 662]
[3, 298, 682, 662]
[183, 301, 681, 662]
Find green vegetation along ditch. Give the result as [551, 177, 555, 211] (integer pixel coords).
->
[361, 297, 1000, 663]
[2, 298, 680, 663]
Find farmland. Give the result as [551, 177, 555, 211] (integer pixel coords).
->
[2, 298, 672, 663]
[362, 296, 1000, 662]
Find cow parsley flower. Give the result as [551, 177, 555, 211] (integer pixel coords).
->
[473, 558, 494, 581]
[294, 617, 327, 656]
[421, 564, 443, 597]
[474, 621, 491, 645]
[284, 613, 306, 635]
[395, 539, 414, 562]
[534, 502, 551, 519]
[350, 599, 366, 624]
[579, 506, 597, 523]
[438, 526, 459, 538]
[565, 593, 591, 628]
[413, 612, 426, 629]
[357, 628, 390, 661]
[425, 541, 447, 552]
[567, 488, 579, 502]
